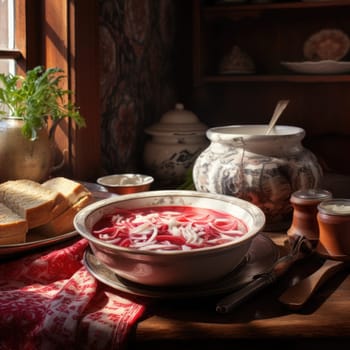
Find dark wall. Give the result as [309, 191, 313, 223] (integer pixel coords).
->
[98, 0, 192, 175]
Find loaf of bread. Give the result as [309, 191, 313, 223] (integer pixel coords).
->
[0, 203, 28, 244]
[0, 177, 93, 244]
[0, 179, 66, 229]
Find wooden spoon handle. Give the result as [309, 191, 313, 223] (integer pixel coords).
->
[278, 259, 347, 310]
[265, 99, 289, 135]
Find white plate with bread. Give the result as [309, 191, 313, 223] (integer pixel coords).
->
[0, 177, 116, 257]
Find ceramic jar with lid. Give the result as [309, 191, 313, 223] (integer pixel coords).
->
[316, 199, 350, 258]
[287, 188, 332, 245]
[143, 103, 208, 187]
[193, 125, 323, 230]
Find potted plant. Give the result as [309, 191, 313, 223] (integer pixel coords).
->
[0, 66, 86, 182]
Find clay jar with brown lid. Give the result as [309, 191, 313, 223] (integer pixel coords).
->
[287, 189, 332, 245]
[316, 199, 350, 259]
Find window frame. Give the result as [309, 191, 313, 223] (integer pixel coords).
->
[0, 0, 101, 181]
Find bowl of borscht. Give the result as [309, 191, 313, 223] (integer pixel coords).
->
[74, 190, 265, 286]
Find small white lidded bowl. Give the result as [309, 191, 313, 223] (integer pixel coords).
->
[97, 174, 154, 195]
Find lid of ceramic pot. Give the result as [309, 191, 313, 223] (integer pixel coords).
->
[145, 103, 207, 135]
[291, 188, 332, 201]
[318, 199, 350, 216]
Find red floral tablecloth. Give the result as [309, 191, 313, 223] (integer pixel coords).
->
[0, 238, 146, 350]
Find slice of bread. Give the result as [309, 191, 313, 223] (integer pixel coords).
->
[0, 203, 28, 244]
[0, 179, 65, 229]
[42, 177, 90, 205]
[41, 177, 90, 217]
[30, 193, 92, 237]
[0, 177, 93, 244]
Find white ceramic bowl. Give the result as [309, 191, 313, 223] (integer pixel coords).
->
[74, 190, 265, 286]
[96, 173, 154, 194]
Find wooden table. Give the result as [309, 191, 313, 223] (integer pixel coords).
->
[129, 232, 350, 349]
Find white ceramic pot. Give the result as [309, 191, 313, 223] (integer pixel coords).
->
[193, 125, 323, 230]
[143, 103, 208, 187]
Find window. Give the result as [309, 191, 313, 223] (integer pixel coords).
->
[0, 0, 16, 74]
[0, 0, 101, 181]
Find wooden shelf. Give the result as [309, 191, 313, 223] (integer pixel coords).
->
[204, 0, 350, 14]
[202, 74, 350, 84]
[194, 0, 350, 85]
[202, 1, 350, 21]
[191, 0, 350, 175]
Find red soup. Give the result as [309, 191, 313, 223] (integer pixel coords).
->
[92, 205, 248, 252]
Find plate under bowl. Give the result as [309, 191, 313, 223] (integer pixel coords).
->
[83, 233, 278, 299]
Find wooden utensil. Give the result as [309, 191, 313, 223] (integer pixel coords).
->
[265, 99, 290, 135]
[216, 234, 312, 313]
[279, 259, 347, 310]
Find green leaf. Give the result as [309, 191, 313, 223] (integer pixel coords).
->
[0, 66, 86, 140]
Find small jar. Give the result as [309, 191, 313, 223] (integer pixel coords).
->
[287, 188, 332, 244]
[316, 199, 350, 258]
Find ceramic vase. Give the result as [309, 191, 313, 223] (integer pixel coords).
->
[144, 103, 208, 187]
[193, 125, 323, 230]
[0, 117, 62, 182]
